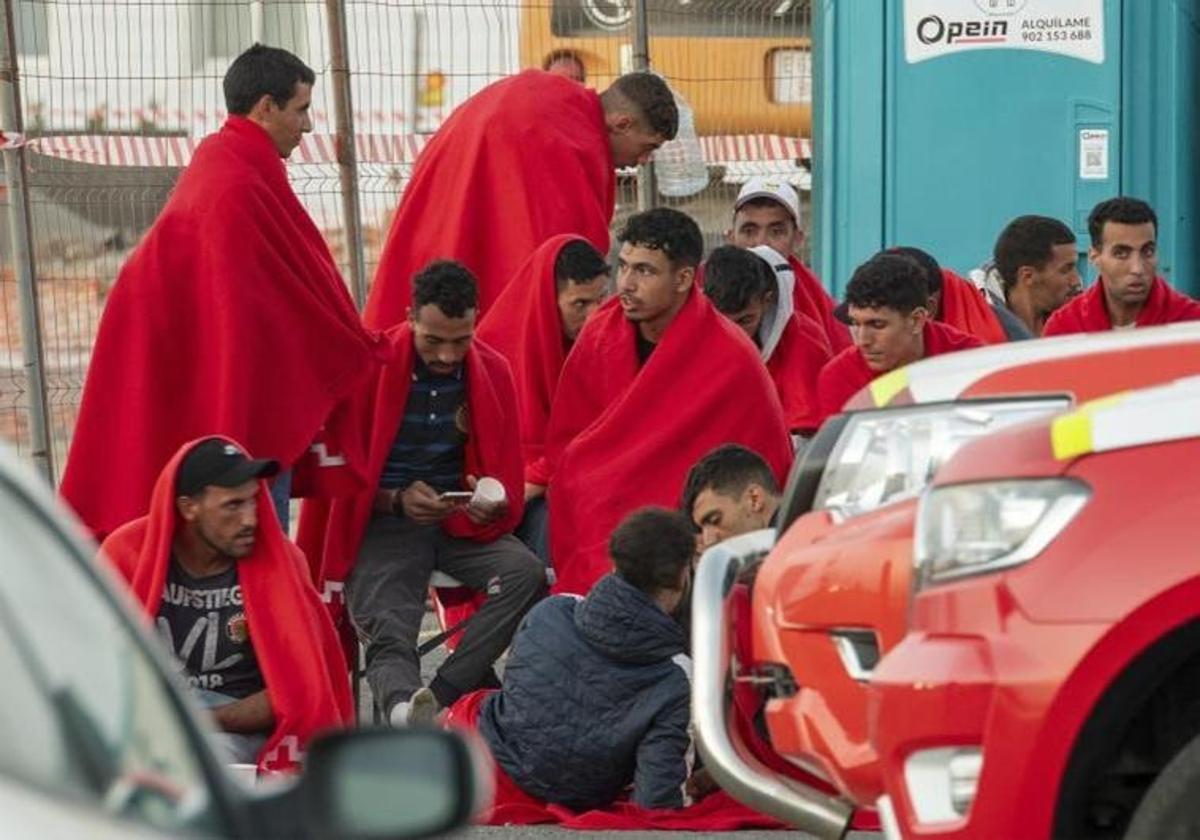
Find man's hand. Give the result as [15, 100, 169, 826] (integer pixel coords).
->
[211, 689, 274, 735]
[524, 482, 546, 502]
[464, 475, 508, 525]
[399, 481, 456, 524]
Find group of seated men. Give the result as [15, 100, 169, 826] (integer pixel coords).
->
[103, 182, 1200, 804]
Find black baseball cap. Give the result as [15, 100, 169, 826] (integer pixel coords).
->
[176, 438, 280, 497]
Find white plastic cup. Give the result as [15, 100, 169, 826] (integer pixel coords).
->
[228, 763, 257, 788]
[471, 477, 506, 506]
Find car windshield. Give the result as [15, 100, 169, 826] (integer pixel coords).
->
[0, 473, 225, 835]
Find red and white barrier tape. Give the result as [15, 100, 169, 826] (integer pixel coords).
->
[25, 132, 810, 168]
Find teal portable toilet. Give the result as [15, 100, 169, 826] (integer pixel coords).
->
[813, 0, 1198, 296]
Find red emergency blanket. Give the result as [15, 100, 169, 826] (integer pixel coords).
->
[365, 71, 615, 327]
[61, 116, 385, 539]
[100, 437, 352, 773]
[767, 314, 831, 435]
[296, 325, 524, 642]
[475, 235, 579, 479]
[445, 689, 787, 830]
[789, 256, 851, 353]
[816, 320, 983, 423]
[1043, 275, 1200, 335]
[544, 290, 793, 595]
[939, 269, 1007, 344]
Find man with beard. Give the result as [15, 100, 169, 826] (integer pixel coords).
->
[1044, 197, 1200, 334]
[101, 438, 352, 769]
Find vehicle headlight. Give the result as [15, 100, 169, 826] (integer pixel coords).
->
[812, 399, 1068, 520]
[914, 479, 1090, 587]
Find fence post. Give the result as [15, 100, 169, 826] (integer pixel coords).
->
[324, 0, 368, 309]
[0, 0, 55, 485]
[631, 0, 657, 211]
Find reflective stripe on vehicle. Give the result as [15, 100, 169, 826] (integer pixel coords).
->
[1051, 377, 1200, 460]
[870, 368, 910, 407]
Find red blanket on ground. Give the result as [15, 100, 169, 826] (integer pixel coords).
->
[544, 290, 793, 595]
[816, 320, 983, 423]
[1043, 275, 1200, 335]
[789, 256, 852, 353]
[296, 325, 524, 642]
[445, 689, 786, 830]
[939, 269, 1007, 344]
[475, 235, 579, 481]
[767, 314, 831, 436]
[99, 437, 352, 773]
[365, 71, 615, 327]
[61, 117, 386, 540]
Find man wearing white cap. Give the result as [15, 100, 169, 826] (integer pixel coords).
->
[727, 176, 851, 352]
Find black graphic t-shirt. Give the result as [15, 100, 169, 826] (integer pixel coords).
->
[156, 558, 265, 700]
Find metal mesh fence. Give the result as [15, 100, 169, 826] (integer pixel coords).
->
[0, 0, 813, 477]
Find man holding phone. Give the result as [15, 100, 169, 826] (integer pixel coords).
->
[299, 261, 546, 728]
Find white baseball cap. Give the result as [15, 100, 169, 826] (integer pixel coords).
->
[734, 176, 802, 228]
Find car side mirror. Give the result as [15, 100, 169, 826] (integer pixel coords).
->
[298, 727, 481, 839]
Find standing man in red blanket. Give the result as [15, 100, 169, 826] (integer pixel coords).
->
[101, 437, 352, 773]
[62, 45, 386, 538]
[1045, 197, 1200, 335]
[476, 236, 611, 564]
[298, 262, 546, 728]
[366, 70, 678, 326]
[817, 253, 983, 423]
[726, 176, 850, 353]
[543, 208, 793, 595]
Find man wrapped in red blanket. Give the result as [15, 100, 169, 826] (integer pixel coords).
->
[702, 245, 831, 437]
[542, 209, 793, 595]
[1045, 197, 1200, 335]
[101, 437, 352, 773]
[298, 261, 546, 726]
[366, 70, 678, 326]
[62, 46, 386, 539]
[476, 236, 611, 562]
[818, 253, 982, 423]
[726, 176, 850, 354]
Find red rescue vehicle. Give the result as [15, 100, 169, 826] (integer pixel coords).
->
[692, 323, 1200, 838]
[870, 375, 1200, 840]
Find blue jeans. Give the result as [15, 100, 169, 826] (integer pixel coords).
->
[197, 689, 268, 765]
[515, 496, 551, 578]
[269, 469, 292, 533]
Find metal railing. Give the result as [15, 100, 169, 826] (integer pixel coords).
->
[0, 0, 813, 481]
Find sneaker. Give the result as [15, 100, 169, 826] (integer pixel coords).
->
[389, 687, 440, 727]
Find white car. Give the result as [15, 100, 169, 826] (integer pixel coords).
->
[0, 441, 482, 839]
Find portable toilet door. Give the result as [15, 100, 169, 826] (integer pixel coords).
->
[813, 0, 1198, 297]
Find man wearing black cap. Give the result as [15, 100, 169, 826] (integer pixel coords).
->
[161, 440, 280, 760]
[102, 437, 354, 768]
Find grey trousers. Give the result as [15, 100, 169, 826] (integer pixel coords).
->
[346, 513, 547, 716]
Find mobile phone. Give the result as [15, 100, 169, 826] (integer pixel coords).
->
[438, 491, 475, 503]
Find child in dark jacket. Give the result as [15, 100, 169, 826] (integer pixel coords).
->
[477, 507, 695, 810]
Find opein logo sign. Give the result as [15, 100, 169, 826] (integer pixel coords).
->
[904, 0, 1105, 65]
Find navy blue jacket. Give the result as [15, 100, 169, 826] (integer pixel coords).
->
[478, 573, 692, 811]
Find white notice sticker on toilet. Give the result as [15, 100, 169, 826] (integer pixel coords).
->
[1079, 129, 1109, 180]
